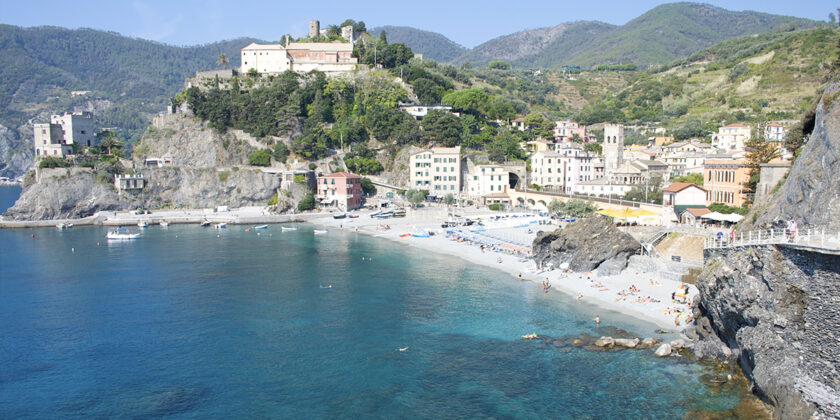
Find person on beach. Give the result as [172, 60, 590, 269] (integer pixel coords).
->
[518, 273, 523, 281]
[576, 292, 582, 301]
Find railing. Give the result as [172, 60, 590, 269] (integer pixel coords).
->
[704, 227, 840, 252]
[516, 188, 662, 208]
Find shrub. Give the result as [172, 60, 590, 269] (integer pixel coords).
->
[38, 156, 71, 169]
[218, 171, 230, 181]
[488, 204, 502, 211]
[308, 163, 317, 170]
[248, 150, 271, 166]
[231, 166, 239, 172]
[297, 193, 316, 211]
[293, 174, 306, 183]
[268, 193, 278, 206]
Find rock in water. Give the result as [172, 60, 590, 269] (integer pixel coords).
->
[594, 336, 615, 348]
[531, 216, 640, 275]
[614, 338, 640, 348]
[669, 339, 686, 350]
[654, 344, 672, 357]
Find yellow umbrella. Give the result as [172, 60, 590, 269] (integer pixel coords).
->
[596, 209, 621, 217]
[630, 208, 657, 217]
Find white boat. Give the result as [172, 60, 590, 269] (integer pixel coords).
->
[107, 228, 140, 240]
[281, 226, 298, 232]
[56, 223, 66, 229]
[200, 220, 211, 227]
[313, 229, 328, 235]
[137, 221, 148, 228]
[66, 223, 73, 228]
[159, 221, 170, 227]
[254, 225, 268, 230]
[214, 223, 227, 229]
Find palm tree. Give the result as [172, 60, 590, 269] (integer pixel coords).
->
[97, 131, 122, 156]
[217, 53, 229, 69]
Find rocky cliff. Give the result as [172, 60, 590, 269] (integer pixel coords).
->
[3, 114, 304, 220]
[694, 246, 840, 419]
[752, 81, 840, 231]
[531, 216, 640, 275]
[692, 81, 840, 419]
[0, 123, 33, 179]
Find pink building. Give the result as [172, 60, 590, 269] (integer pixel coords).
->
[554, 120, 586, 142]
[316, 172, 363, 211]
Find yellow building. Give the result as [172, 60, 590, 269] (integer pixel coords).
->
[703, 160, 751, 207]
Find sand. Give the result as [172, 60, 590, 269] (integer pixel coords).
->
[310, 205, 697, 333]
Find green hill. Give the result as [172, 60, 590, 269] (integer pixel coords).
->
[454, 2, 817, 69]
[368, 25, 466, 62]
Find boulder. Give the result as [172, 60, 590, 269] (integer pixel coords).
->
[639, 338, 659, 349]
[654, 343, 672, 357]
[532, 216, 640, 274]
[614, 338, 640, 348]
[594, 336, 615, 348]
[669, 338, 686, 350]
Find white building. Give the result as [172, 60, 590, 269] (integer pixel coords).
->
[764, 123, 786, 142]
[409, 146, 462, 195]
[574, 178, 634, 197]
[115, 174, 145, 194]
[662, 182, 706, 207]
[603, 124, 624, 175]
[398, 104, 456, 120]
[240, 41, 358, 75]
[466, 164, 510, 198]
[712, 124, 751, 151]
[33, 111, 95, 158]
[529, 149, 597, 194]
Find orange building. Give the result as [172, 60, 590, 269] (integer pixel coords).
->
[703, 160, 751, 207]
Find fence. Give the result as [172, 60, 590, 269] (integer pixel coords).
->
[704, 227, 840, 252]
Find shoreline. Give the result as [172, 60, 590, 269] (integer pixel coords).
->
[308, 207, 697, 334]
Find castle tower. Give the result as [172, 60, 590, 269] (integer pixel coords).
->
[603, 124, 624, 174]
[309, 20, 320, 38]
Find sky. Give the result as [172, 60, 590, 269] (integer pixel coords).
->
[0, 0, 835, 48]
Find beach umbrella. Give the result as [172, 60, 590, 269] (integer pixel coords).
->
[630, 209, 657, 217]
[597, 209, 621, 218]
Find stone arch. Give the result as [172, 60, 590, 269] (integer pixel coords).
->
[527, 199, 536, 207]
[517, 197, 525, 206]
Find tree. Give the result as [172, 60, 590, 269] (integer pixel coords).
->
[487, 133, 525, 163]
[444, 194, 455, 205]
[488, 61, 510, 70]
[422, 110, 461, 146]
[217, 53, 229, 69]
[273, 142, 290, 163]
[406, 189, 428, 205]
[569, 133, 583, 143]
[442, 89, 490, 117]
[97, 130, 122, 156]
[297, 193, 316, 211]
[379, 30, 387, 43]
[584, 142, 602, 155]
[673, 119, 705, 140]
[360, 177, 377, 196]
[411, 78, 442, 104]
[523, 113, 554, 139]
[547, 199, 561, 215]
[248, 149, 272, 166]
[672, 173, 704, 186]
[830, 12, 837, 24]
[784, 121, 805, 156]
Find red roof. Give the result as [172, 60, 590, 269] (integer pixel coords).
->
[721, 123, 749, 128]
[685, 208, 711, 217]
[321, 172, 360, 178]
[512, 118, 525, 122]
[662, 182, 705, 193]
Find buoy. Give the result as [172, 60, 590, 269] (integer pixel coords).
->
[71, 248, 75, 253]
[97, 242, 100, 246]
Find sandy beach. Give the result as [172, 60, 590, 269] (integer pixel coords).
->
[310, 205, 698, 333]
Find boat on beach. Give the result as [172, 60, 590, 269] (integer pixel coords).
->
[281, 226, 298, 231]
[106, 228, 140, 240]
[313, 229, 328, 235]
[333, 213, 347, 219]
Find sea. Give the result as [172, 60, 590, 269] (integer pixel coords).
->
[0, 186, 746, 418]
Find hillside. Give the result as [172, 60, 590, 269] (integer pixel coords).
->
[0, 24, 261, 177]
[368, 25, 466, 62]
[454, 2, 816, 69]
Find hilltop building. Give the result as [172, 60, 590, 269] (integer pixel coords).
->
[240, 41, 357, 75]
[316, 172, 363, 211]
[409, 147, 462, 195]
[33, 111, 95, 158]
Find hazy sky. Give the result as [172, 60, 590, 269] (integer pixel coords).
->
[0, 0, 835, 48]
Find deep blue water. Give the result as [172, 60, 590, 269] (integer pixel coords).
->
[0, 224, 742, 418]
[0, 185, 21, 214]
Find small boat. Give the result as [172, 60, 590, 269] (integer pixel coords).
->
[333, 213, 347, 219]
[313, 229, 328, 235]
[66, 223, 74, 228]
[522, 333, 539, 340]
[348, 214, 359, 219]
[254, 225, 268, 230]
[160, 221, 169, 227]
[56, 223, 66, 229]
[281, 226, 298, 232]
[137, 221, 148, 228]
[107, 228, 140, 240]
[411, 229, 430, 238]
[214, 223, 227, 229]
[200, 220, 211, 227]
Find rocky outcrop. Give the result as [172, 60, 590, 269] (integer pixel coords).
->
[531, 216, 640, 275]
[752, 81, 840, 231]
[0, 123, 33, 179]
[693, 246, 840, 419]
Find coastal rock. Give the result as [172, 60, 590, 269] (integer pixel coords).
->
[669, 339, 686, 350]
[594, 336, 615, 348]
[614, 338, 640, 348]
[654, 343, 672, 357]
[639, 338, 659, 349]
[532, 216, 640, 274]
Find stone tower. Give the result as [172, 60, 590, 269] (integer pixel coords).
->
[309, 20, 320, 38]
[603, 124, 624, 174]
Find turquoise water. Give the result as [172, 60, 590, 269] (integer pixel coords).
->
[0, 185, 21, 214]
[0, 223, 742, 418]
